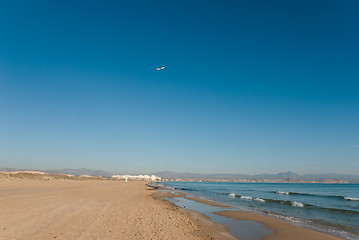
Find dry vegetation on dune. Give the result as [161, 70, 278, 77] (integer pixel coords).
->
[0, 171, 109, 181]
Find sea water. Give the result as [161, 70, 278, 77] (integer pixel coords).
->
[161, 182, 359, 239]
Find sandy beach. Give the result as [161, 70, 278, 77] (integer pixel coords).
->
[2, 0, 357, 238]
[0, 173, 234, 240]
[0, 173, 344, 240]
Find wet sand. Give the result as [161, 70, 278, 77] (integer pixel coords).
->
[214, 211, 343, 240]
[185, 196, 232, 208]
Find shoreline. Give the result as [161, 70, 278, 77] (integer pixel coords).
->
[150, 186, 237, 240]
[0, 173, 347, 239]
[154, 183, 345, 240]
[0, 174, 234, 240]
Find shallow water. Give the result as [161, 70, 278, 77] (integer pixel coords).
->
[167, 197, 273, 240]
[162, 182, 359, 239]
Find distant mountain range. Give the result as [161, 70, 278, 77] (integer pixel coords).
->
[152, 171, 359, 183]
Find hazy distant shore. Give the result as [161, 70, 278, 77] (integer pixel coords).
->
[165, 178, 350, 183]
[2, 168, 358, 183]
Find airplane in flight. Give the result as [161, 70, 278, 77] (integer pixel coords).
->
[156, 67, 165, 71]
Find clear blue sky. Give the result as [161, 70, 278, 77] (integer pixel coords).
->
[0, 0, 358, 174]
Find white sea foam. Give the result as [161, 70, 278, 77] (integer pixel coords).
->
[254, 198, 265, 203]
[228, 193, 236, 198]
[267, 212, 304, 224]
[241, 196, 253, 201]
[344, 197, 359, 201]
[276, 191, 289, 195]
[292, 201, 304, 207]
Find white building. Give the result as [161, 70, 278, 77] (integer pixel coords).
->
[111, 174, 161, 181]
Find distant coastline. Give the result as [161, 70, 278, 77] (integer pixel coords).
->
[1, 168, 358, 183]
[155, 171, 359, 184]
[164, 178, 350, 184]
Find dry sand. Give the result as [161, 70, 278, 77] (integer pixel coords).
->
[0, 174, 235, 240]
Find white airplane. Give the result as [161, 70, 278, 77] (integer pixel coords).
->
[156, 67, 165, 71]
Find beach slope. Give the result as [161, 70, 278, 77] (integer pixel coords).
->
[0, 175, 232, 240]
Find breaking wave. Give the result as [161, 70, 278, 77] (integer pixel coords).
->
[229, 194, 359, 214]
[264, 198, 312, 207]
[276, 191, 289, 195]
[241, 195, 253, 201]
[254, 197, 266, 203]
[344, 197, 359, 201]
[292, 201, 304, 207]
[273, 191, 359, 202]
[228, 194, 265, 202]
[228, 193, 236, 198]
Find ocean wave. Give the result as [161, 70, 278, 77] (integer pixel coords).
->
[344, 197, 359, 201]
[227, 192, 359, 213]
[241, 195, 253, 201]
[321, 207, 359, 215]
[267, 212, 305, 224]
[174, 187, 195, 191]
[272, 191, 316, 197]
[269, 199, 359, 214]
[276, 191, 289, 195]
[228, 193, 236, 198]
[229, 194, 307, 206]
[292, 201, 304, 207]
[287, 192, 314, 196]
[273, 191, 358, 202]
[265, 198, 313, 207]
[266, 198, 359, 213]
[254, 197, 265, 203]
[230, 194, 265, 203]
[222, 192, 359, 224]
